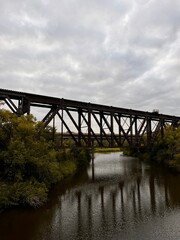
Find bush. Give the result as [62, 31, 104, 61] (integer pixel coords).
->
[70, 146, 91, 169]
[0, 180, 48, 208]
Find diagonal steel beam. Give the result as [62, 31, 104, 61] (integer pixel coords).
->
[101, 114, 119, 146]
[151, 121, 161, 143]
[57, 112, 78, 145]
[121, 116, 136, 146]
[65, 107, 88, 145]
[42, 106, 60, 128]
[81, 112, 101, 147]
[92, 111, 111, 146]
[113, 114, 131, 146]
[4, 96, 18, 113]
[137, 118, 146, 135]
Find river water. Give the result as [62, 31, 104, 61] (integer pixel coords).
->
[0, 152, 180, 240]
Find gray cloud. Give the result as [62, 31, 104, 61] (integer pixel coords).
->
[0, 0, 180, 116]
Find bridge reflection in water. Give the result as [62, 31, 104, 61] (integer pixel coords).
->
[0, 152, 180, 240]
[45, 153, 180, 240]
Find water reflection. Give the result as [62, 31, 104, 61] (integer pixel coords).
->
[0, 152, 180, 240]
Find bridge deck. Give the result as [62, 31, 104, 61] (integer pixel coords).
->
[0, 88, 179, 120]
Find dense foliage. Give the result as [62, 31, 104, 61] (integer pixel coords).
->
[0, 110, 90, 210]
[126, 124, 180, 172]
[150, 124, 180, 171]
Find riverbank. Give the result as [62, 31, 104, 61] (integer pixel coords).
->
[0, 110, 91, 211]
[0, 148, 91, 211]
[123, 123, 180, 173]
[95, 147, 121, 153]
[123, 145, 180, 173]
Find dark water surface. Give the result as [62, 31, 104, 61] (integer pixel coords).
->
[0, 152, 180, 240]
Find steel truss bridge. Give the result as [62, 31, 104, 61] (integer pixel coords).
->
[0, 88, 180, 148]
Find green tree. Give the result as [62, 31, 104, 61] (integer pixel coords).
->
[0, 110, 80, 209]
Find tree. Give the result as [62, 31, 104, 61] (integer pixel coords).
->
[0, 109, 90, 210]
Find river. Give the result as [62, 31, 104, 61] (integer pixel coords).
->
[0, 152, 180, 240]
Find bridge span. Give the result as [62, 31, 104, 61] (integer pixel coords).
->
[0, 88, 179, 148]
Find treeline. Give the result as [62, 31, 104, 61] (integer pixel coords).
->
[149, 124, 180, 171]
[0, 109, 91, 210]
[127, 124, 180, 172]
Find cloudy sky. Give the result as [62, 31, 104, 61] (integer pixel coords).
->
[0, 0, 180, 116]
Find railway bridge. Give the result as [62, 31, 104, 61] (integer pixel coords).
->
[0, 88, 179, 148]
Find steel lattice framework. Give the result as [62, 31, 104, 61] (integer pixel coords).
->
[0, 88, 179, 148]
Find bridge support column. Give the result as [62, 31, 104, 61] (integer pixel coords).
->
[18, 97, 30, 115]
[118, 114, 122, 147]
[147, 117, 152, 148]
[110, 112, 114, 147]
[100, 111, 103, 147]
[53, 116, 56, 141]
[130, 115, 133, 146]
[78, 108, 82, 146]
[160, 119, 164, 139]
[134, 117, 138, 148]
[60, 109, 64, 147]
[88, 108, 92, 147]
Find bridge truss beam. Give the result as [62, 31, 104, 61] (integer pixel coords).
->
[0, 88, 179, 148]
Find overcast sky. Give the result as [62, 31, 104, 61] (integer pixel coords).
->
[0, 0, 180, 116]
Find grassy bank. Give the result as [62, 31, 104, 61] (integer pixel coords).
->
[0, 110, 91, 211]
[95, 147, 121, 153]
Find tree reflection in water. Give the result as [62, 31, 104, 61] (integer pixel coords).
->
[0, 152, 180, 240]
